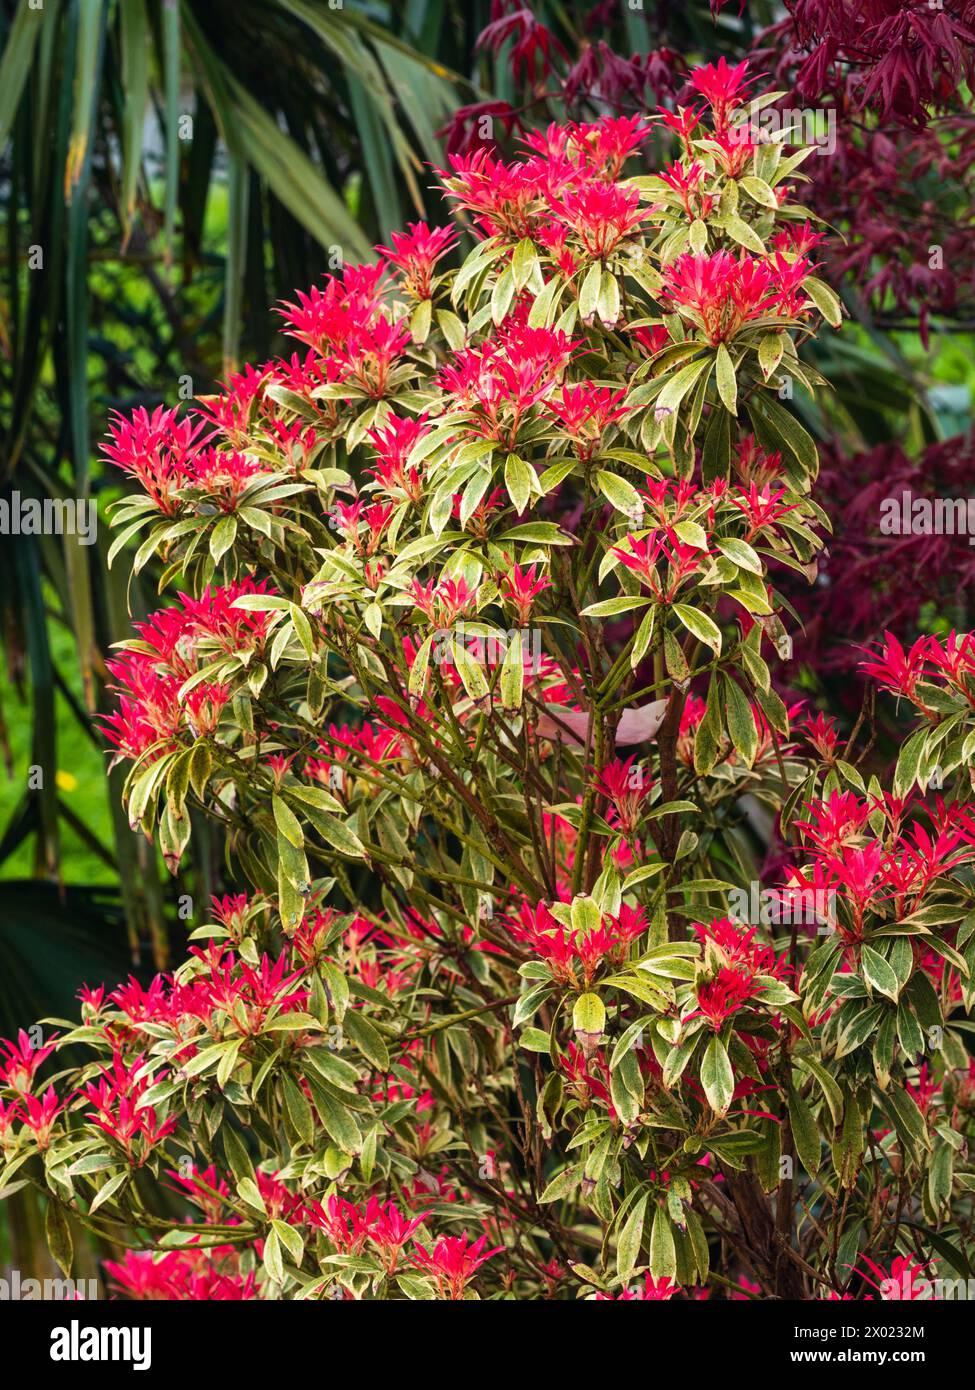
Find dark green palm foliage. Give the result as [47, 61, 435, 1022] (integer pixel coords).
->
[0, 0, 473, 1001]
[0, 880, 143, 1035]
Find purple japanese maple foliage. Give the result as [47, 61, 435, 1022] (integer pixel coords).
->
[743, 0, 975, 121]
[460, 1, 975, 333]
[783, 431, 975, 690]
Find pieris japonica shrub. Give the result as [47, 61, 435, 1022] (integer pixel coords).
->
[4, 60, 975, 1303]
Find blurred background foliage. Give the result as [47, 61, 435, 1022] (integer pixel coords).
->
[0, 0, 971, 1281]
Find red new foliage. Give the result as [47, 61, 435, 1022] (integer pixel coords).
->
[463, 1, 975, 329]
[6, 39, 975, 1310]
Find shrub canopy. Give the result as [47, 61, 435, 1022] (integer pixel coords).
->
[3, 61, 975, 1303]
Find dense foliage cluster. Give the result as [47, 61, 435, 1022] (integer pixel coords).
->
[457, 1, 975, 337]
[3, 60, 975, 1303]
